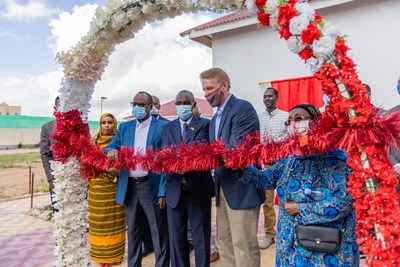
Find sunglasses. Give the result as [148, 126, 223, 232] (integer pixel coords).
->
[130, 102, 148, 107]
[101, 121, 114, 125]
[284, 116, 311, 126]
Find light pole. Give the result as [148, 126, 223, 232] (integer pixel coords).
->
[100, 96, 107, 115]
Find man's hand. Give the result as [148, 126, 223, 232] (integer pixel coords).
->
[107, 167, 119, 175]
[284, 201, 299, 216]
[107, 149, 119, 160]
[158, 197, 166, 209]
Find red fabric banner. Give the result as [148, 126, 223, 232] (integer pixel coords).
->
[271, 76, 324, 111]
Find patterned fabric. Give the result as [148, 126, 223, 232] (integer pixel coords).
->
[240, 150, 359, 266]
[258, 109, 289, 142]
[89, 115, 126, 264]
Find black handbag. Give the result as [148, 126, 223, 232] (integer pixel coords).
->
[295, 224, 340, 253]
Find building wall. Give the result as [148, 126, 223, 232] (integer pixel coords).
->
[0, 103, 21, 115]
[211, 0, 400, 114]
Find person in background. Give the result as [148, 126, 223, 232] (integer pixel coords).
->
[193, 105, 201, 117]
[201, 67, 265, 267]
[40, 96, 60, 213]
[88, 113, 125, 267]
[151, 95, 169, 121]
[240, 104, 359, 266]
[105, 91, 169, 267]
[162, 90, 214, 267]
[257, 87, 288, 249]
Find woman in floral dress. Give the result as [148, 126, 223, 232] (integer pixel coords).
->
[240, 104, 359, 266]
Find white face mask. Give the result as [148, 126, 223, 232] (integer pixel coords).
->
[288, 120, 310, 137]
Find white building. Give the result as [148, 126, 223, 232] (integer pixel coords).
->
[181, 0, 400, 113]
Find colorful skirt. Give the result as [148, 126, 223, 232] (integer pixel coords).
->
[88, 176, 126, 263]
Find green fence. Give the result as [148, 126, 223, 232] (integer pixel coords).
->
[0, 115, 100, 130]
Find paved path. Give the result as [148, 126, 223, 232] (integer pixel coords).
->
[0, 194, 367, 267]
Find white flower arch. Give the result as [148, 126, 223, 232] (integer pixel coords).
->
[52, 0, 400, 266]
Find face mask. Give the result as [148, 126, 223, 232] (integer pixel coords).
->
[150, 107, 159, 116]
[323, 94, 330, 105]
[293, 120, 310, 136]
[205, 87, 223, 107]
[132, 106, 147, 120]
[397, 84, 400, 95]
[176, 105, 193, 121]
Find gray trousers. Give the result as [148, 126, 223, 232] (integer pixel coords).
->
[124, 179, 169, 267]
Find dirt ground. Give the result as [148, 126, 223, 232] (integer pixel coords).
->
[0, 150, 48, 200]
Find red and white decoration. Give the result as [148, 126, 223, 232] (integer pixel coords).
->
[52, 0, 400, 266]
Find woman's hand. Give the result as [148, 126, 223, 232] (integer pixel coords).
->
[284, 201, 299, 216]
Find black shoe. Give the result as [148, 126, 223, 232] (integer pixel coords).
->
[142, 247, 153, 257]
[188, 243, 194, 251]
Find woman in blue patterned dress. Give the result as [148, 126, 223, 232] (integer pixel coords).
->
[240, 104, 359, 266]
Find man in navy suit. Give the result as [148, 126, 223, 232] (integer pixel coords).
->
[105, 91, 169, 267]
[162, 90, 214, 267]
[200, 68, 265, 267]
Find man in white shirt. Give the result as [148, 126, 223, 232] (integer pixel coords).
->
[258, 87, 289, 249]
[105, 91, 169, 267]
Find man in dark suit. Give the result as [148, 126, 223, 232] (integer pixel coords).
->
[200, 67, 265, 267]
[105, 91, 169, 267]
[162, 90, 214, 267]
[40, 96, 60, 213]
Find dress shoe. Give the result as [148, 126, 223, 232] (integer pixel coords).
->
[210, 251, 219, 263]
[259, 236, 275, 249]
[142, 247, 153, 257]
[188, 243, 194, 251]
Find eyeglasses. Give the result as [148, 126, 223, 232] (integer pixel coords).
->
[101, 121, 114, 125]
[284, 116, 311, 126]
[130, 102, 148, 108]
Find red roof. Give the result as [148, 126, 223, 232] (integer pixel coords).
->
[180, 11, 250, 37]
[160, 98, 213, 116]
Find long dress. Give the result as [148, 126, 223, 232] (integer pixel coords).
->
[88, 119, 126, 264]
[240, 149, 359, 266]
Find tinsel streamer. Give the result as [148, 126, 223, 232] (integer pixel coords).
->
[52, 110, 91, 162]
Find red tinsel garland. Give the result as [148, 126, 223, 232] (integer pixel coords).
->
[52, 0, 400, 265]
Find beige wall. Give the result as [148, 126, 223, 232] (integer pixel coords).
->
[0, 103, 21, 115]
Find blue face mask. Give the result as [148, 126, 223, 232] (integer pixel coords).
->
[176, 105, 193, 121]
[397, 84, 400, 95]
[132, 106, 147, 120]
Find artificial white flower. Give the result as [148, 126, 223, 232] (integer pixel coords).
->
[266, 0, 279, 14]
[313, 35, 335, 58]
[289, 15, 309, 35]
[245, 0, 258, 15]
[322, 21, 340, 38]
[286, 36, 303, 54]
[294, 2, 314, 21]
[306, 56, 324, 73]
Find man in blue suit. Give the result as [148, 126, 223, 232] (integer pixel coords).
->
[105, 91, 169, 267]
[200, 68, 265, 267]
[162, 90, 214, 267]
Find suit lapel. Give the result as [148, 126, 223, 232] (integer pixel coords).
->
[217, 95, 236, 138]
[210, 115, 215, 141]
[146, 118, 156, 147]
[186, 116, 198, 142]
[171, 119, 183, 144]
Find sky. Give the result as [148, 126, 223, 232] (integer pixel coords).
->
[0, 0, 219, 121]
